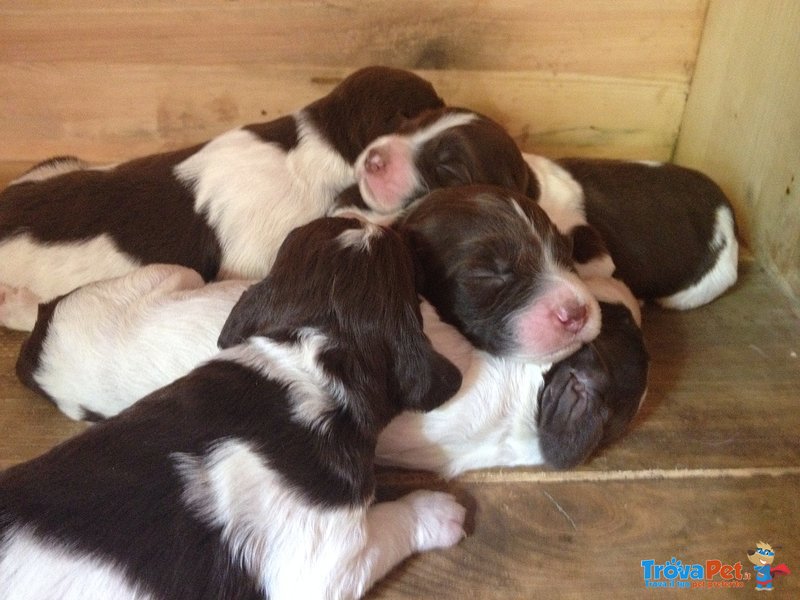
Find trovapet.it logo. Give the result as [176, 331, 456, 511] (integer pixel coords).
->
[640, 557, 749, 589]
[641, 543, 791, 591]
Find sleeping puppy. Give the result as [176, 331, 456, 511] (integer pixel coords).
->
[18, 186, 643, 472]
[16, 266, 251, 421]
[541, 156, 738, 309]
[0, 216, 466, 600]
[378, 185, 648, 473]
[376, 278, 647, 474]
[351, 106, 738, 309]
[0, 65, 443, 330]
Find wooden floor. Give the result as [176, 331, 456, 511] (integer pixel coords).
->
[1, 163, 798, 597]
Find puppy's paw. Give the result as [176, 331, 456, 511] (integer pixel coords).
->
[0, 283, 41, 331]
[401, 490, 466, 552]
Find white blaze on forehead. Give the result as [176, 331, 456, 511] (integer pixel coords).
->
[336, 222, 384, 251]
[357, 111, 478, 171]
[509, 196, 569, 271]
[509, 196, 542, 240]
[406, 111, 478, 149]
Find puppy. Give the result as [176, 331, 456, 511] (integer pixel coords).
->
[351, 106, 738, 309]
[16, 265, 251, 421]
[376, 278, 647, 474]
[541, 156, 738, 309]
[378, 186, 648, 473]
[0, 66, 443, 330]
[0, 216, 466, 600]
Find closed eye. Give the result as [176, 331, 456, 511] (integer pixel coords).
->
[435, 161, 471, 185]
[465, 267, 512, 285]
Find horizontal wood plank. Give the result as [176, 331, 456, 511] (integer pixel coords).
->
[0, 64, 687, 162]
[0, 1, 707, 80]
[367, 475, 800, 598]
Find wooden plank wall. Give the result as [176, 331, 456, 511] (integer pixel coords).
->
[0, 0, 708, 165]
[674, 0, 800, 302]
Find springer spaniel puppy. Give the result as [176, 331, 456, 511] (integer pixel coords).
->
[0, 65, 443, 330]
[0, 216, 466, 600]
[382, 185, 648, 472]
[18, 186, 644, 471]
[16, 266, 251, 421]
[351, 106, 738, 310]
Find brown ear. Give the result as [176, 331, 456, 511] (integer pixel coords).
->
[525, 164, 541, 199]
[570, 223, 610, 266]
[394, 321, 462, 412]
[332, 184, 370, 211]
[217, 279, 271, 349]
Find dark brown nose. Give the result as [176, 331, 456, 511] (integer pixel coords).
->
[556, 302, 587, 333]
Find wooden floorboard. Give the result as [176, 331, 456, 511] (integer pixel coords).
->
[1, 162, 798, 596]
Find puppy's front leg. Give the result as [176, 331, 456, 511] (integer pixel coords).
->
[351, 491, 466, 596]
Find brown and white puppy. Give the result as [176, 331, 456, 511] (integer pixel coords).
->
[351, 106, 738, 310]
[16, 266, 251, 421]
[0, 66, 443, 330]
[0, 217, 465, 600]
[378, 186, 648, 473]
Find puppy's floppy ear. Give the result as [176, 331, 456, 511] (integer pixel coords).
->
[536, 348, 607, 469]
[570, 224, 611, 266]
[392, 223, 430, 298]
[524, 164, 540, 200]
[393, 313, 462, 412]
[332, 184, 370, 212]
[218, 279, 272, 349]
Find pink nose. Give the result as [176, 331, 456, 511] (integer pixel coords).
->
[555, 302, 587, 333]
[364, 147, 388, 174]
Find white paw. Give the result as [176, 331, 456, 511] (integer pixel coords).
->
[0, 283, 41, 331]
[401, 490, 467, 552]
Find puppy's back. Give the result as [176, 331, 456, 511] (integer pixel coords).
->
[17, 264, 249, 420]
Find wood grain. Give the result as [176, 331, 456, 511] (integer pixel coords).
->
[0, 1, 706, 162]
[674, 0, 800, 301]
[368, 476, 800, 598]
[1, 1, 706, 78]
[0, 63, 689, 162]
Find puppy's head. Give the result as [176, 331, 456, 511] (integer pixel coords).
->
[396, 185, 600, 364]
[219, 217, 461, 420]
[309, 66, 445, 164]
[355, 107, 538, 213]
